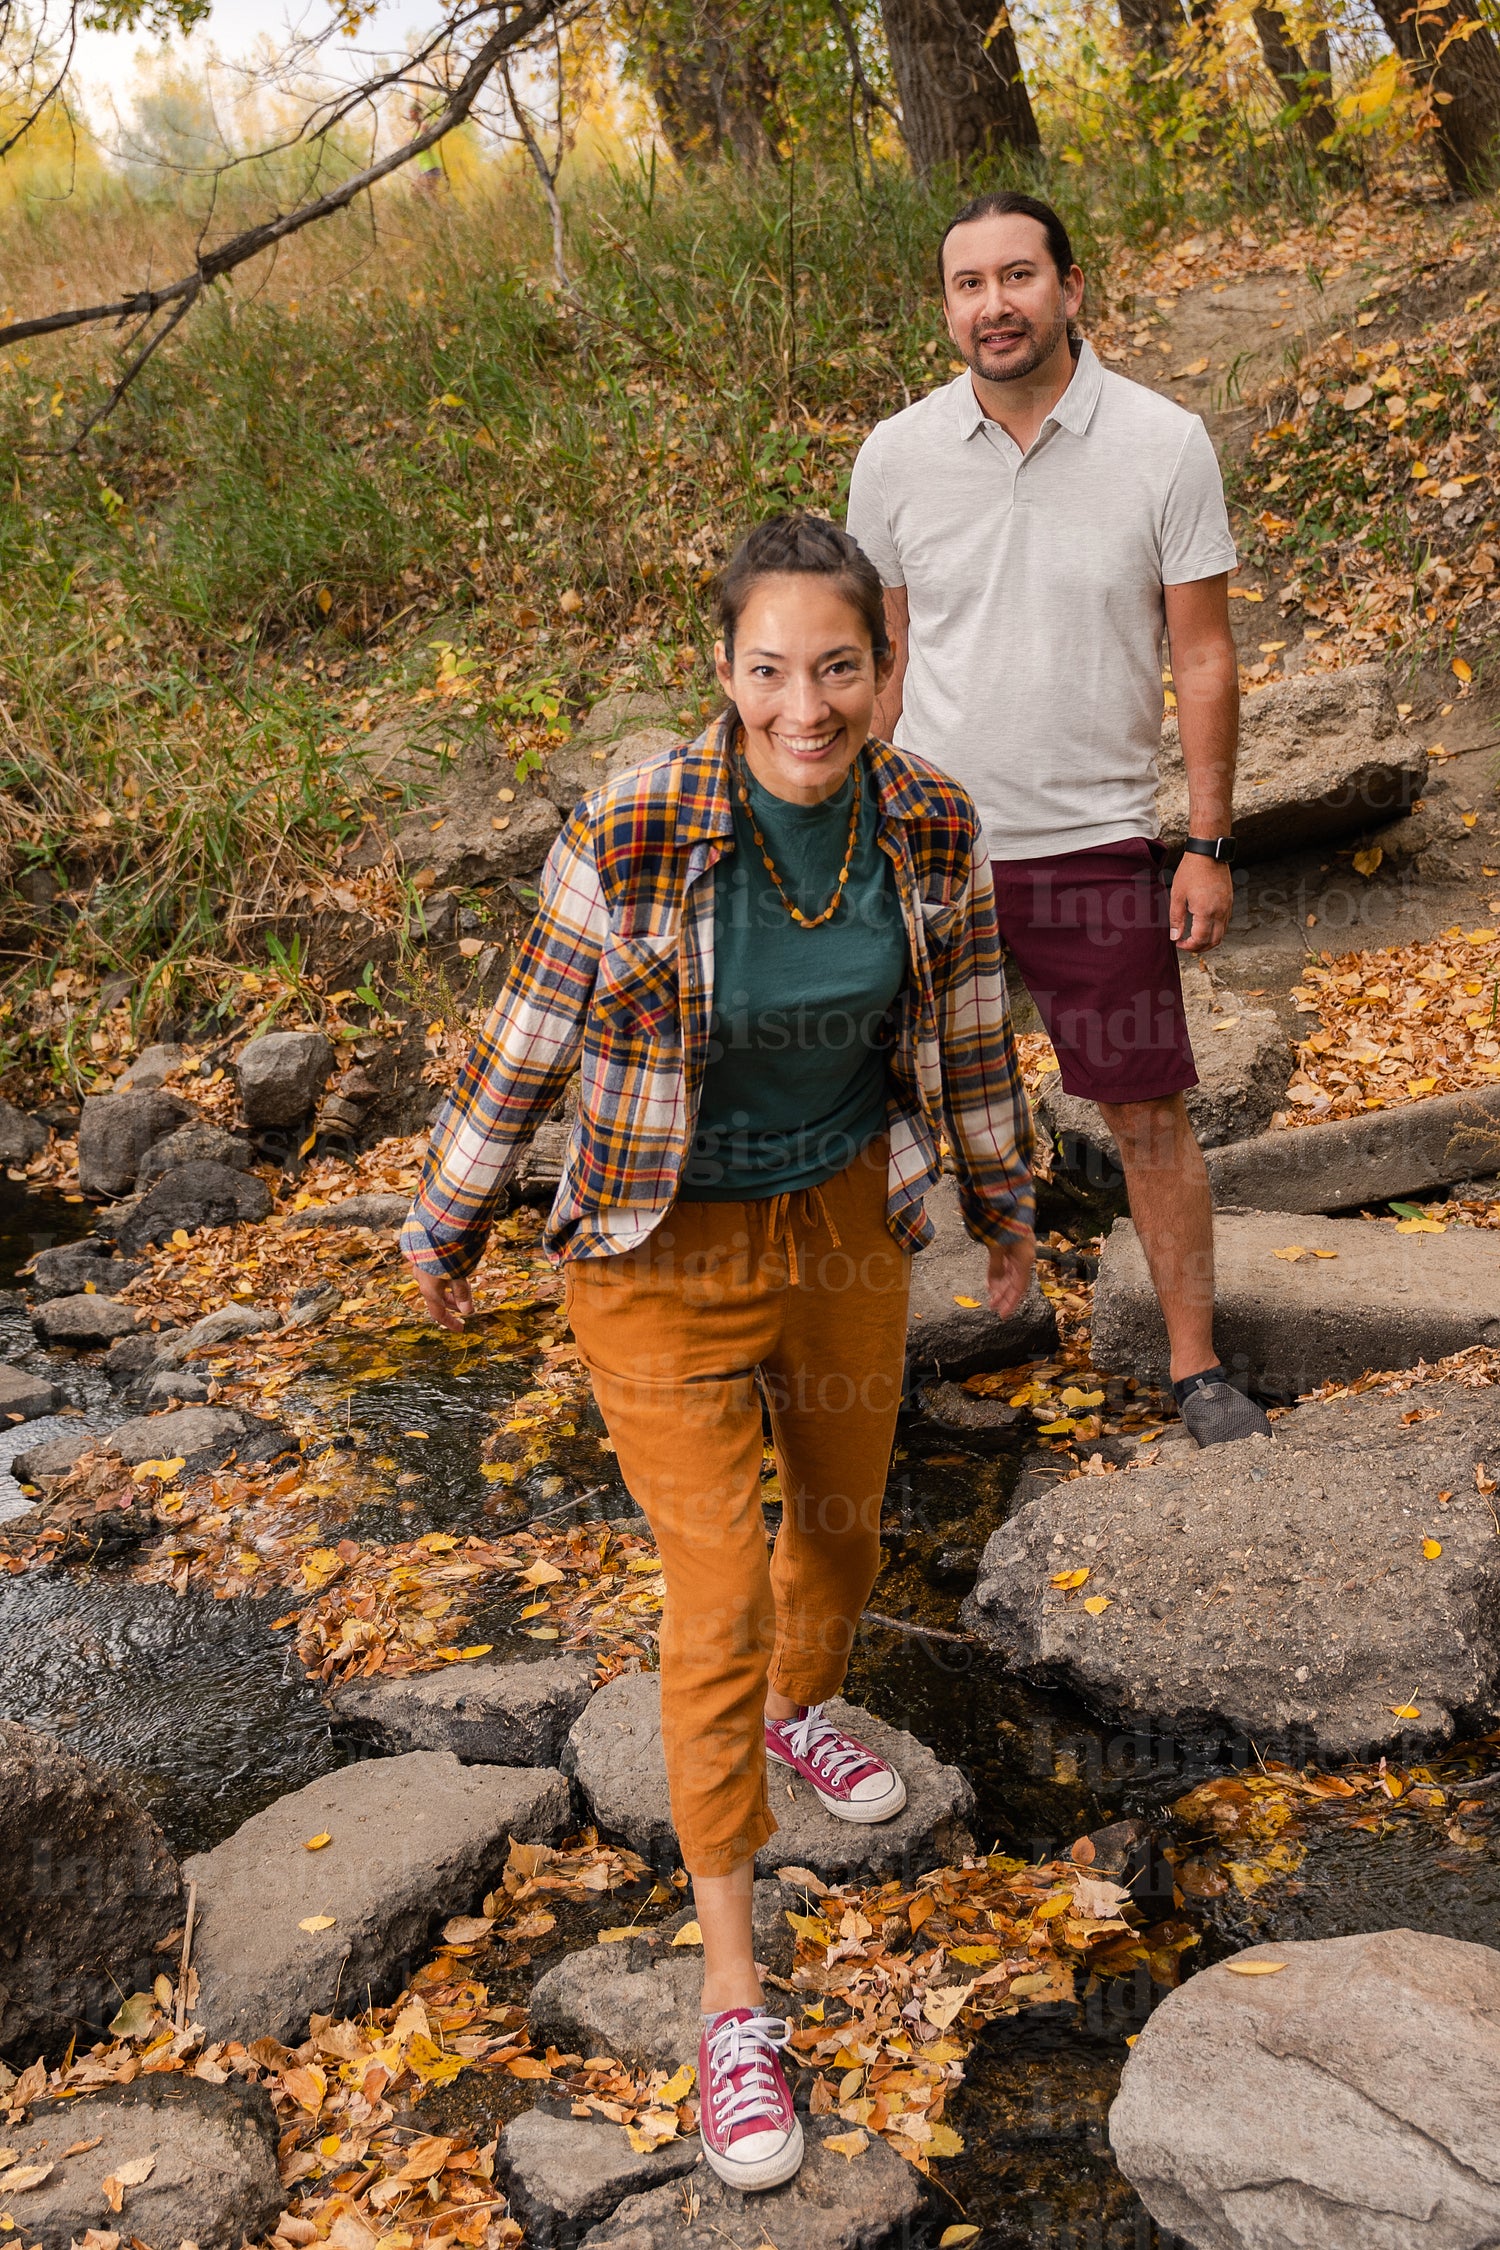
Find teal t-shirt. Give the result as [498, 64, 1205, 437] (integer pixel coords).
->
[681, 754, 908, 1200]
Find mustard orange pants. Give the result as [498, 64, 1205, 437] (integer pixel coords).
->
[564, 1139, 911, 1876]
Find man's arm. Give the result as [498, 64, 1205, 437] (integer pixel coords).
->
[1163, 572, 1238, 954]
[872, 585, 909, 743]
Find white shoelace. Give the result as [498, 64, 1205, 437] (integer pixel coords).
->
[706, 2012, 792, 2132]
[780, 1702, 871, 1786]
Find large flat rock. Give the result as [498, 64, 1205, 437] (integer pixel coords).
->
[105, 1404, 250, 1466]
[578, 2114, 924, 2249]
[906, 1173, 1058, 1379]
[184, 1751, 569, 2044]
[5, 2077, 282, 2250]
[31, 1294, 141, 1348]
[1205, 1085, 1500, 1212]
[1157, 664, 1424, 859]
[1091, 1207, 1500, 1397]
[498, 2107, 700, 2244]
[337, 1652, 595, 1766]
[1039, 966, 1291, 1175]
[568, 1673, 974, 1882]
[529, 1883, 795, 2073]
[1110, 1929, 1500, 2249]
[962, 1381, 1500, 1758]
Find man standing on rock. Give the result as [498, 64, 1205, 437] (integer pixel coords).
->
[848, 189, 1270, 1447]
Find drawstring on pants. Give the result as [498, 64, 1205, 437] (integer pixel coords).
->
[765, 1183, 842, 1287]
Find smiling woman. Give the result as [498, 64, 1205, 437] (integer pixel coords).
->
[399, 508, 1037, 2192]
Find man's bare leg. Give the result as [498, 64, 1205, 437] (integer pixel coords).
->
[1095, 1093, 1215, 1381]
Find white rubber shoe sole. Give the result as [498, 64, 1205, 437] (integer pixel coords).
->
[701, 2112, 805, 2191]
[767, 1748, 907, 1824]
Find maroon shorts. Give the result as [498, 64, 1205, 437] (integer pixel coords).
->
[990, 838, 1198, 1106]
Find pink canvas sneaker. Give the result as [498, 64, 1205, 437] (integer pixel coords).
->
[697, 2008, 804, 2190]
[765, 1702, 907, 1823]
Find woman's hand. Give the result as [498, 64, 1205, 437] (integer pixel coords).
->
[412, 1266, 475, 1332]
[986, 1232, 1036, 1320]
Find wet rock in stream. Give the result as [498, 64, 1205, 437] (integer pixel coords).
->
[185, 1751, 570, 2043]
[25, 1239, 143, 1301]
[6, 2075, 283, 2249]
[337, 1650, 595, 1766]
[498, 2106, 702, 2244]
[0, 1719, 182, 2061]
[116, 1159, 273, 1255]
[31, 1294, 142, 1348]
[1110, 1929, 1500, 2248]
[0, 1363, 61, 1421]
[963, 1381, 1500, 1759]
[1094, 1207, 1500, 1397]
[568, 1674, 975, 1881]
[576, 2114, 924, 2249]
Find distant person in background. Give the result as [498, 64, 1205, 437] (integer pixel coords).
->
[847, 189, 1271, 1449]
[407, 95, 446, 194]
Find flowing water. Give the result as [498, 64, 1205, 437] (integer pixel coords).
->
[2, 1174, 1497, 2245]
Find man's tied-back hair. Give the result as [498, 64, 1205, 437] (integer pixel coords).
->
[938, 190, 1077, 293]
[718, 512, 891, 665]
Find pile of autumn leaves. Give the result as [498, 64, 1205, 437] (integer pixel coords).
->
[1284, 924, 1500, 1125]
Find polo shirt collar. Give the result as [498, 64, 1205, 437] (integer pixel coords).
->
[952, 335, 1104, 442]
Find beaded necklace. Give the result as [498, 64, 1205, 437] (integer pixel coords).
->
[733, 743, 863, 931]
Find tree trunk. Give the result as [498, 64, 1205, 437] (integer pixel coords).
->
[1118, 0, 1186, 66]
[877, 0, 1041, 175]
[1251, 5, 1340, 155]
[1371, 0, 1500, 193]
[639, 0, 780, 167]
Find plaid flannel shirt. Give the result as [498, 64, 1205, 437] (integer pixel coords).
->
[403, 718, 1034, 1276]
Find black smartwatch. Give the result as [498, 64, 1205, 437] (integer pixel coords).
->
[1182, 836, 1237, 865]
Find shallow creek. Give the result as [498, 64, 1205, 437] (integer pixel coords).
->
[1, 1176, 1497, 2247]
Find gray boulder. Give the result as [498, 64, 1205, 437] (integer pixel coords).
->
[12, 1428, 104, 1484]
[1110, 1929, 1500, 2250]
[1039, 965, 1291, 1172]
[1206, 1085, 1500, 1214]
[0, 1719, 182, 2060]
[906, 1173, 1057, 1379]
[284, 1191, 412, 1233]
[77, 1088, 192, 1198]
[136, 1119, 254, 1188]
[568, 1673, 974, 1881]
[0, 1364, 61, 1422]
[1091, 1206, 1500, 1398]
[1157, 665, 1424, 860]
[117, 1160, 272, 1255]
[145, 1369, 209, 1405]
[103, 1332, 167, 1387]
[237, 1029, 333, 1128]
[153, 1301, 281, 1368]
[26, 1240, 143, 1302]
[7, 2076, 283, 2250]
[31, 1295, 141, 1348]
[338, 1652, 594, 1766]
[115, 1041, 190, 1092]
[498, 2107, 701, 2243]
[962, 1380, 1500, 1758]
[184, 1751, 570, 2044]
[530, 1884, 796, 2073]
[104, 1405, 248, 1466]
[577, 2115, 923, 2250]
[395, 779, 565, 889]
[0, 1097, 46, 1168]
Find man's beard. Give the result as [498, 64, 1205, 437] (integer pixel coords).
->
[962, 307, 1068, 382]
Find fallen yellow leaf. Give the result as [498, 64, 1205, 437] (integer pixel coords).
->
[951, 1294, 981, 1308]
[825, 2129, 869, 2161]
[1225, 1960, 1286, 1975]
[940, 2230, 982, 2247]
[1422, 1538, 1443, 1559]
[299, 1914, 336, 1933]
[597, 1927, 638, 1943]
[1453, 656, 1473, 684]
[131, 1456, 185, 1483]
[3, 2162, 54, 2192]
[1390, 1703, 1422, 1719]
[1395, 1217, 1446, 1233]
[1050, 1567, 1090, 1590]
[1082, 1594, 1112, 1615]
[1352, 845, 1383, 878]
[670, 1920, 703, 1947]
[506, 2054, 552, 2078]
[1272, 1245, 1307, 1262]
[1406, 1077, 1439, 1096]
[658, 2063, 696, 2102]
[304, 1833, 332, 1852]
[927, 2122, 965, 2158]
[459, 1643, 493, 1659]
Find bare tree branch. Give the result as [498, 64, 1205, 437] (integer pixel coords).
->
[0, 0, 576, 360]
[500, 41, 569, 290]
[827, 0, 900, 123]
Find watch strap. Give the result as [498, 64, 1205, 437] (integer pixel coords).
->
[1183, 836, 1237, 865]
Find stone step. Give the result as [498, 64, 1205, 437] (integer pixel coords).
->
[337, 1652, 595, 1767]
[498, 2107, 700, 2246]
[4, 2078, 282, 2250]
[1110, 1930, 1500, 2250]
[1204, 1085, 1500, 1214]
[528, 1883, 795, 2073]
[1091, 1206, 1500, 1397]
[962, 1379, 1500, 1759]
[184, 1752, 569, 2045]
[567, 1673, 974, 1884]
[905, 1173, 1057, 1379]
[576, 2113, 924, 2249]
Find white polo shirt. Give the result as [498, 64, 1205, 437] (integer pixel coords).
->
[846, 341, 1236, 862]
